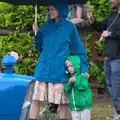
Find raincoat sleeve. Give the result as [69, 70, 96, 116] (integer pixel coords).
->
[70, 25, 88, 73]
[74, 75, 89, 91]
[64, 82, 73, 93]
[34, 30, 42, 51]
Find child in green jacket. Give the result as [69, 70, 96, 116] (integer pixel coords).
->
[64, 55, 92, 120]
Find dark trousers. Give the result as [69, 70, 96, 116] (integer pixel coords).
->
[104, 59, 120, 113]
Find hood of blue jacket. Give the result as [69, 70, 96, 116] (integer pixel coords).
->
[54, 4, 69, 19]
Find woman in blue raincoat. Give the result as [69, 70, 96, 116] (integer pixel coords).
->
[29, 4, 88, 120]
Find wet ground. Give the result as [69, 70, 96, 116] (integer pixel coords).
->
[92, 92, 112, 105]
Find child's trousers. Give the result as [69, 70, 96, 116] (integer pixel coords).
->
[71, 109, 91, 120]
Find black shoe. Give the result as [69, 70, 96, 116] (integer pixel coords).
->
[48, 103, 58, 113]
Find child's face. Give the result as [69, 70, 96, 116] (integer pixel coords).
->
[65, 60, 75, 74]
[68, 66, 74, 74]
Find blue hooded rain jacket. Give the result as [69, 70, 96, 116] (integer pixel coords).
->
[34, 4, 88, 83]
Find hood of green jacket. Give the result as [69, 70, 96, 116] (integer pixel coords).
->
[67, 55, 81, 74]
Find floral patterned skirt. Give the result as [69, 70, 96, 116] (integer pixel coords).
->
[32, 81, 69, 104]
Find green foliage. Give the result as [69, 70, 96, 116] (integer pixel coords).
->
[96, 40, 104, 56]
[0, 2, 48, 29]
[10, 5, 48, 31]
[0, 32, 39, 75]
[88, 0, 112, 20]
[86, 32, 105, 85]
[0, 3, 13, 27]
[0, 2, 48, 75]
[89, 61, 105, 85]
[86, 33, 92, 57]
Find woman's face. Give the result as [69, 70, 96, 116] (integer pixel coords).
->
[48, 6, 59, 20]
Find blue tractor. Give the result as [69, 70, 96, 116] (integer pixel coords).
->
[0, 56, 36, 120]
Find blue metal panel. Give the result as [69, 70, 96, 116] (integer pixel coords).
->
[0, 116, 19, 120]
[0, 73, 35, 120]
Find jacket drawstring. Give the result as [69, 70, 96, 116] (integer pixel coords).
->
[72, 88, 76, 111]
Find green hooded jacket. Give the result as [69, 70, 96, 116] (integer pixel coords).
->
[64, 55, 92, 111]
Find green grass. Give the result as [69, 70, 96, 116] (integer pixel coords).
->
[38, 94, 114, 120]
[91, 104, 114, 120]
[39, 103, 114, 120]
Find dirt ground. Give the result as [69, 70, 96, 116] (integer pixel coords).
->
[92, 92, 112, 105]
[91, 92, 114, 120]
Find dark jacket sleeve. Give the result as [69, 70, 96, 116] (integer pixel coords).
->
[92, 12, 120, 39]
[70, 25, 88, 73]
[91, 18, 107, 33]
[77, 20, 94, 32]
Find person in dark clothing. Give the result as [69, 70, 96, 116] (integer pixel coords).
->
[87, 0, 120, 119]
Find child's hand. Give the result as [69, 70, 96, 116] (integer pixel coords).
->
[82, 73, 89, 79]
[69, 76, 76, 83]
[86, 73, 89, 79]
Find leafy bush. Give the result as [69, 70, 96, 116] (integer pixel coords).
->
[0, 32, 39, 75]
[0, 2, 47, 75]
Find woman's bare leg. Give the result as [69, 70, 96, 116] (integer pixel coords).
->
[29, 100, 40, 119]
[59, 104, 69, 120]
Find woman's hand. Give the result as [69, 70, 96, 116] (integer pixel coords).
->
[33, 23, 39, 33]
[70, 18, 84, 24]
